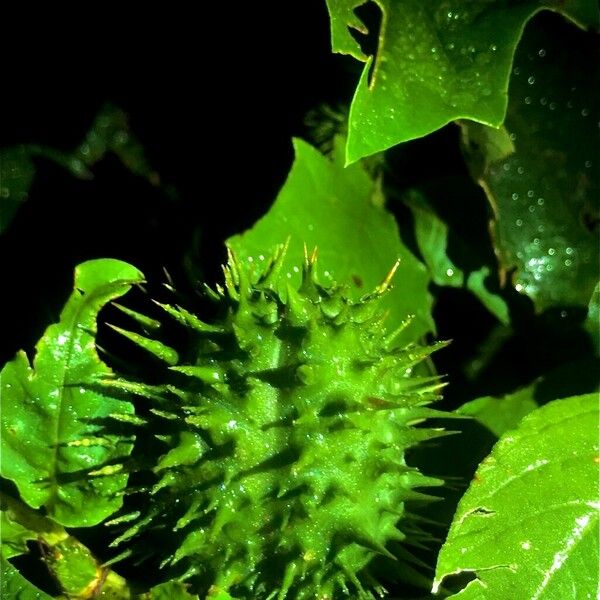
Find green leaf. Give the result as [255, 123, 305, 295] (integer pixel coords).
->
[1, 493, 66, 561]
[461, 16, 599, 311]
[0, 259, 144, 526]
[227, 137, 433, 344]
[1, 492, 134, 598]
[206, 590, 236, 600]
[405, 190, 509, 324]
[146, 581, 198, 599]
[0, 513, 32, 560]
[456, 385, 538, 437]
[0, 557, 54, 600]
[405, 192, 464, 288]
[0, 104, 163, 236]
[434, 394, 599, 599]
[0, 146, 36, 235]
[325, 0, 598, 162]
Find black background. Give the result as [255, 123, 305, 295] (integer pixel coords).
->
[1, 3, 366, 363]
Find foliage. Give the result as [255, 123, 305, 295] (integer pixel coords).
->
[1, 260, 142, 526]
[326, 0, 598, 163]
[434, 394, 598, 599]
[1, 3, 598, 599]
[228, 137, 433, 344]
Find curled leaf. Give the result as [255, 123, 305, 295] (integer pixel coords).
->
[0, 259, 143, 526]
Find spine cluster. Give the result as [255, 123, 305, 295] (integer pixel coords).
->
[109, 245, 445, 599]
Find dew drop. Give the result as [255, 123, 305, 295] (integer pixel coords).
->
[581, 108, 590, 117]
[537, 197, 545, 206]
[585, 160, 592, 168]
[527, 190, 534, 198]
[513, 66, 521, 76]
[538, 48, 546, 58]
[540, 97, 548, 106]
[512, 192, 519, 200]
[516, 219, 523, 227]
[548, 248, 556, 256]
[503, 163, 511, 171]
[524, 96, 532, 105]
[517, 166, 525, 174]
[527, 76, 535, 85]
[529, 205, 535, 213]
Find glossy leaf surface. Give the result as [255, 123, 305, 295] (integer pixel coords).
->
[228, 137, 433, 343]
[456, 385, 538, 438]
[461, 16, 599, 311]
[325, 0, 597, 162]
[147, 581, 197, 599]
[0, 259, 143, 526]
[1, 492, 134, 599]
[0, 557, 53, 600]
[435, 393, 599, 598]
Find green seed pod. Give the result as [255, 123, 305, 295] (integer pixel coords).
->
[112, 245, 446, 599]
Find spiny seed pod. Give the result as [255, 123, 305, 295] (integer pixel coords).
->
[108, 245, 447, 599]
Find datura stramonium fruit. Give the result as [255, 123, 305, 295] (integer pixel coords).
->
[109, 244, 447, 600]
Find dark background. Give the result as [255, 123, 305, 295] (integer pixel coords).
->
[0, 3, 365, 362]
